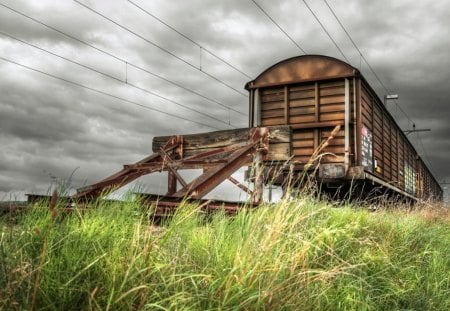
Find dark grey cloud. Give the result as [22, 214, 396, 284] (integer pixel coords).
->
[1, 0, 449, 202]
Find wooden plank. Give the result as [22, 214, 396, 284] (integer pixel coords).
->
[289, 90, 315, 100]
[290, 106, 316, 115]
[322, 146, 345, 154]
[293, 147, 316, 155]
[320, 155, 345, 163]
[320, 103, 345, 113]
[320, 80, 344, 88]
[293, 155, 315, 163]
[319, 87, 345, 96]
[262, 88, 284, 95]
[292, 140, 314, 148]
[315, 82, 319, 122]
[292, 131, 314, 139]
[290, 121, 344, 130]
[284, 86, 289, 124]
[362, 116, 372, 128]
[262, 93, 284, 102]
[261, 101, 284, 111]
[289, 98, 315, 107]
[268, 143, 290, 161]
[320, 112, 345, 122]
[321, 129, 344, 137]
[261, 117, 285, 126]
[262, 109, 284, 118]
[290, 84, 315, 92]
[290, 115, 316, 123]
[153, 126, 291, 162]
[320, 95, 345, 105]
[326, 138, 345, 146]
[153, 126, 290, 149]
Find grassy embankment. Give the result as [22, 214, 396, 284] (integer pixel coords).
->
[0, 197, 449, 310]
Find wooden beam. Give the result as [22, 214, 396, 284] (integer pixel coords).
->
[290, 121, 344, 130]
[152, 126, 291, 162]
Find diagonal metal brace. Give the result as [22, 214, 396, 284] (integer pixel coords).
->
[73, 135, 183, 200]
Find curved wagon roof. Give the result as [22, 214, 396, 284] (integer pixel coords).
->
[245, 55, 360, 89]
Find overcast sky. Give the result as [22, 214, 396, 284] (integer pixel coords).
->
[1, 0, 449, 202]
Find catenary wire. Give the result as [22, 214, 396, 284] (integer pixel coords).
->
[322, 0, 438, 174]
[416, 132, 437, 176]
[73, 0, 248, 97]
[0, 2, 247, 116]
[127, 0, 253, 79]
[322, 0, 414, 125]
[0, 56, 221, 130]
[301, 0, 349, 62]
[250, 0, 307, 54]
[0, 31, 239, 128]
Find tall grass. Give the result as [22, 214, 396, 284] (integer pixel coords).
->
[0, 198, 449, 310]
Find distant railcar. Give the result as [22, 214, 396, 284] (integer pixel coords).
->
[245, 55, 442, 201]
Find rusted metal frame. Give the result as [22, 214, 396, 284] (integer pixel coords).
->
[148, 199, 242, 215]
[159, 147, 188, 188]
[171, 144, 257, 199]
[73, 135, 183, 200]
[160, 136, 185, 194]
[103, 135, 182, 183]
[166, 165, 188, 188]
[167, 171, 177, 195]
[74, 166, 161, 199]
[227, 176, 254, 195]
[171, 128, 269, 200]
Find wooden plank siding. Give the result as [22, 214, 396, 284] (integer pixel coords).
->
[260, 79, 347, 167]
[246, 55, 442, 201]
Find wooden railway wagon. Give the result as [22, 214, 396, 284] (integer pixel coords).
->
[245, 55, 442, 201]
[71, 55, 442, 212]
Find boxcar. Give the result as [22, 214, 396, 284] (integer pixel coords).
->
[245, 55, 442, 201]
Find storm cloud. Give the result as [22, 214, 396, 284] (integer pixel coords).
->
[1, 0, 449, 202]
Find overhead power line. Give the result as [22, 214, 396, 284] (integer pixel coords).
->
[0, 56, 220, 130]
[73, 0, 248, 97]
[321, 0, 414, 126]
[416, 132, 437, 176]
[301, 0, 349, 62]
[0, 2, 246, 116]
[127, 0, 252, 80]
[321, 0, 436, 172]
[250, 0, 307, 54]
[0, 31, 238, 128]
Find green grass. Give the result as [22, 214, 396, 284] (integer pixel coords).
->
[0, 198, 449, 310]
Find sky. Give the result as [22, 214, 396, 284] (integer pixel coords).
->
[0, 0, 449, 203]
